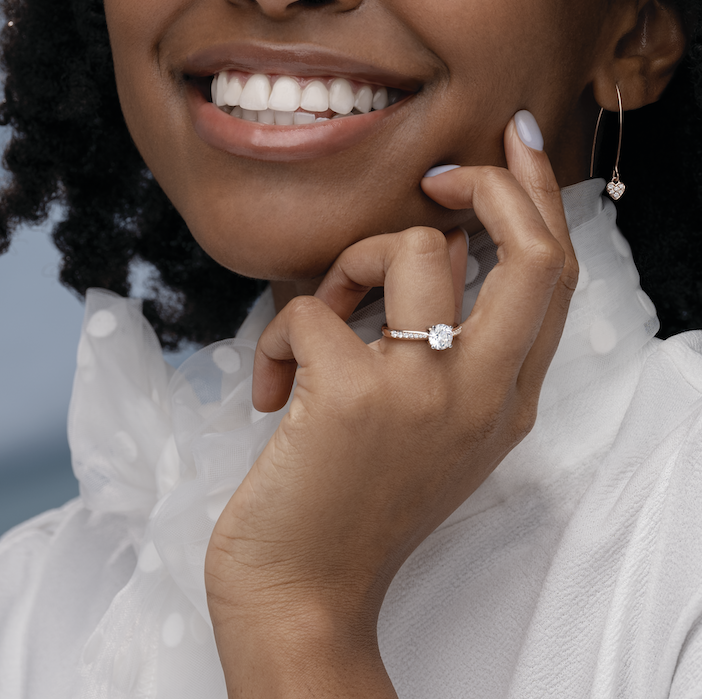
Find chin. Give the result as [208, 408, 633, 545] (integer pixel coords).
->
[182, 191, 469, 282]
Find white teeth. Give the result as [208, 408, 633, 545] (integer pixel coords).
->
[300, 81, 329, 112]
[268, 76, 301, 112]
[372, 87, 388, 111]
[211, 77, 218, 105]
[215, 71, 405, 124]
[274, 110, 294, 125]
[293, 111, 316, 125]
[258, 109, 276, 125]
[353, 85, 373, 114]
[223, 77, 243, 107]
[329, 78, 355, 115]
[214, 72, 229, 107]
[239, 74, 271, 111]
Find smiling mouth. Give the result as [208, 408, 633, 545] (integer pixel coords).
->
[208, 71, 409, 126]
[184, 43, 422, 161]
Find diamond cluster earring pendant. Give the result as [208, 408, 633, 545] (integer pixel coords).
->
[606, 172, 625, 201]
[590, 83, 626, 201]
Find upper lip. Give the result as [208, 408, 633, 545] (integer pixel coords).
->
[182, 42, 426, 93]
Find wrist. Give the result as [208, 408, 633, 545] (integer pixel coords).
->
[210, 598, 396, 698]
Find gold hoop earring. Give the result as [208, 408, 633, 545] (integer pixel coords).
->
[589, 84, 626, 200]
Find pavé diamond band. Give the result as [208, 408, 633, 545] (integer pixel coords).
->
[381, 323, 463, 350]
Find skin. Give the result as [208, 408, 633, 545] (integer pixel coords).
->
[104, 0, 687, 695]
[106, 0, 612, 282]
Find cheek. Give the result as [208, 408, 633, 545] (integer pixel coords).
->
[103, 0, 600, 283]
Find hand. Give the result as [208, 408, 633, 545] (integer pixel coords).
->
[205, 115, 579, 698]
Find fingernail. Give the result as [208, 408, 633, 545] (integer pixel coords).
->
[423, 164, 461, 178]
[514, 110, 544, 151]
[459, 226, 470, 255]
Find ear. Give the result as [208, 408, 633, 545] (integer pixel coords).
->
[592, 0, 689, 112]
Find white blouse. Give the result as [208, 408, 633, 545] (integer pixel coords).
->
[1, 178, 701, 698]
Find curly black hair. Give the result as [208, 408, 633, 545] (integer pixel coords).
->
[0, 0, 700, 350]
[0, 0, 267, 350]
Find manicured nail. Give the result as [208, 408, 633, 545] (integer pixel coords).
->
[423, 164, 461, 178]
[459, 226, 470, 255]
[514, 110, 543, 151]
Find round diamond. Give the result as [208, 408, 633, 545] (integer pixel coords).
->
[428, 324, 454, 350]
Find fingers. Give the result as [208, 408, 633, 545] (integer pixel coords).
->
[261, 111, 576, 412]
[503, 116, 579, 387]
[253, 296, 363, 412]
[314, 228, 458, 336]
[422, 165, 564, 373]
[258, 227, 466, 412]
[421, 110, 578, 389]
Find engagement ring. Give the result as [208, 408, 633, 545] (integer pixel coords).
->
[381, 323, 463, 350]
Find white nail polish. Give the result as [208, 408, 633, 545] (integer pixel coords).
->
[329, 78, 355, 115]
[514, 110, 544, 151]
[268, 76, 301, 112]
[300, 81, 329, 112]
[239, 74, 271, 111]
[459, 226, 470, 255]
[423, 164, 461, 178]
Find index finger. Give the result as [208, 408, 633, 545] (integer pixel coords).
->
[421, 111, 579, 386]
[420, 126, 568, 374]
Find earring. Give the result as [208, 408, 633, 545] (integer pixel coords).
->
[589, 84, 626, 200]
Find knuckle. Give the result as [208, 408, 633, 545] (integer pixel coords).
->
[511, 403, 538, 442]
[286, 294, 322, 321]
[530, 174, 562, 203]
[401, 226, 448, 258]
[474, 166, 514, 195]
[521, 239, 565, 274]
[476, 165, 511, 186]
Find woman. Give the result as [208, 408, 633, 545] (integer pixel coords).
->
[1, 0, 701, 696]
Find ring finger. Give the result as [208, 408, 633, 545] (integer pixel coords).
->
[315, 227, 466, 350]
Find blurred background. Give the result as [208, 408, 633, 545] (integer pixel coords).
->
[0, 124, 84, 533]
[0, 127, 194, 535]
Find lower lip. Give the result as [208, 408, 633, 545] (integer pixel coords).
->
[187, 84, 406, 162]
